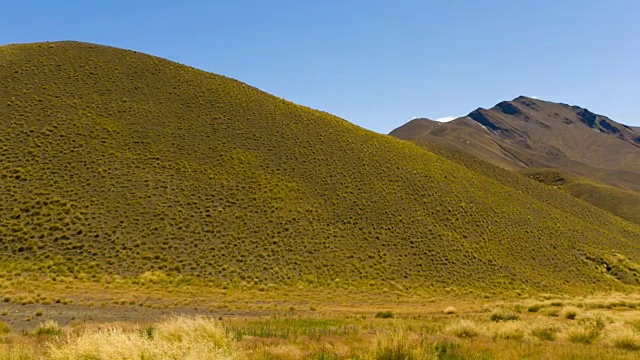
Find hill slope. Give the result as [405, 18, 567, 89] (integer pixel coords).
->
[1, 42, 640, 295]
[522, 168, 640, 225]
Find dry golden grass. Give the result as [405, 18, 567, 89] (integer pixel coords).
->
[605, 323, 640, 351]
[3, 296, 640, 359]
[0, 322, 10, 336]
[445, 320, 481, 339]
[48, 316, 235, 360]
[487, 320, 526, 340]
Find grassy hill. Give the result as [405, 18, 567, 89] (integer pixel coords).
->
[1, 41, 640, 296]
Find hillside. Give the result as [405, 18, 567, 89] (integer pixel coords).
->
[412, 139, 640, 229]
[523, 169, 640, 225]
[1, 42, 640, 295]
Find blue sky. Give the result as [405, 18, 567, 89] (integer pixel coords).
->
[2, 1, 639, 132]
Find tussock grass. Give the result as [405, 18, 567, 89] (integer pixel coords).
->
[524, 169, 640, 225]
[488, 321, 525, 340]
[0, 346, 37, 360]
[446, 320, 480, 339]
[490, 308, 520, 322]
[544, 307, 561, 317]
[529, 321, 559, 341]
[34, 320, 62, 337]
[606, 323, 640, 351]
[566, 318, 605, 344]
[527, 303, 545, 312]
[370, 330, 436, 360]
[3, 301, 640, 359]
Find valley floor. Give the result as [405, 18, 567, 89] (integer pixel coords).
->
[2, 281, 640, 359]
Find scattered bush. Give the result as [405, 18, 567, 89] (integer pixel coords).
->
[0, 321, 10, 335]
[443, 306, 456, 315]
[562, 306, 580, 320]
[374, 311, 394, 319]
[527, 303, 544, 313]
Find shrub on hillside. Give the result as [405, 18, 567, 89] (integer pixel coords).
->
[374, 311, 394, 319]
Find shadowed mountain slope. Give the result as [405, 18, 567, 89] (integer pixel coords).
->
[391, 97, 640, 223]
[1, 42, 640, 295]
[391, 96, 640, 192]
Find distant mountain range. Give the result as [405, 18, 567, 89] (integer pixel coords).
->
[391, 96, 640, 224]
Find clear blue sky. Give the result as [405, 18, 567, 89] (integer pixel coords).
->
[2, 1, 639, 132]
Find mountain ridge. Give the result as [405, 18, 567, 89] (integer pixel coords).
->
[391, 96, 640, 191]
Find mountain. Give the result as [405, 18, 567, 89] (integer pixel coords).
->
[391, 96, 640, 223]
[1, 42, 640, 295]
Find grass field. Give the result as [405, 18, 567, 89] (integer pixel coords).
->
[3, 292, 640, 359]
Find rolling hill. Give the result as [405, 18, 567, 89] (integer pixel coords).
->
[391, 97, 640, 224]
[388, 118, 443, 139]
[1, 41, 640, 295]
